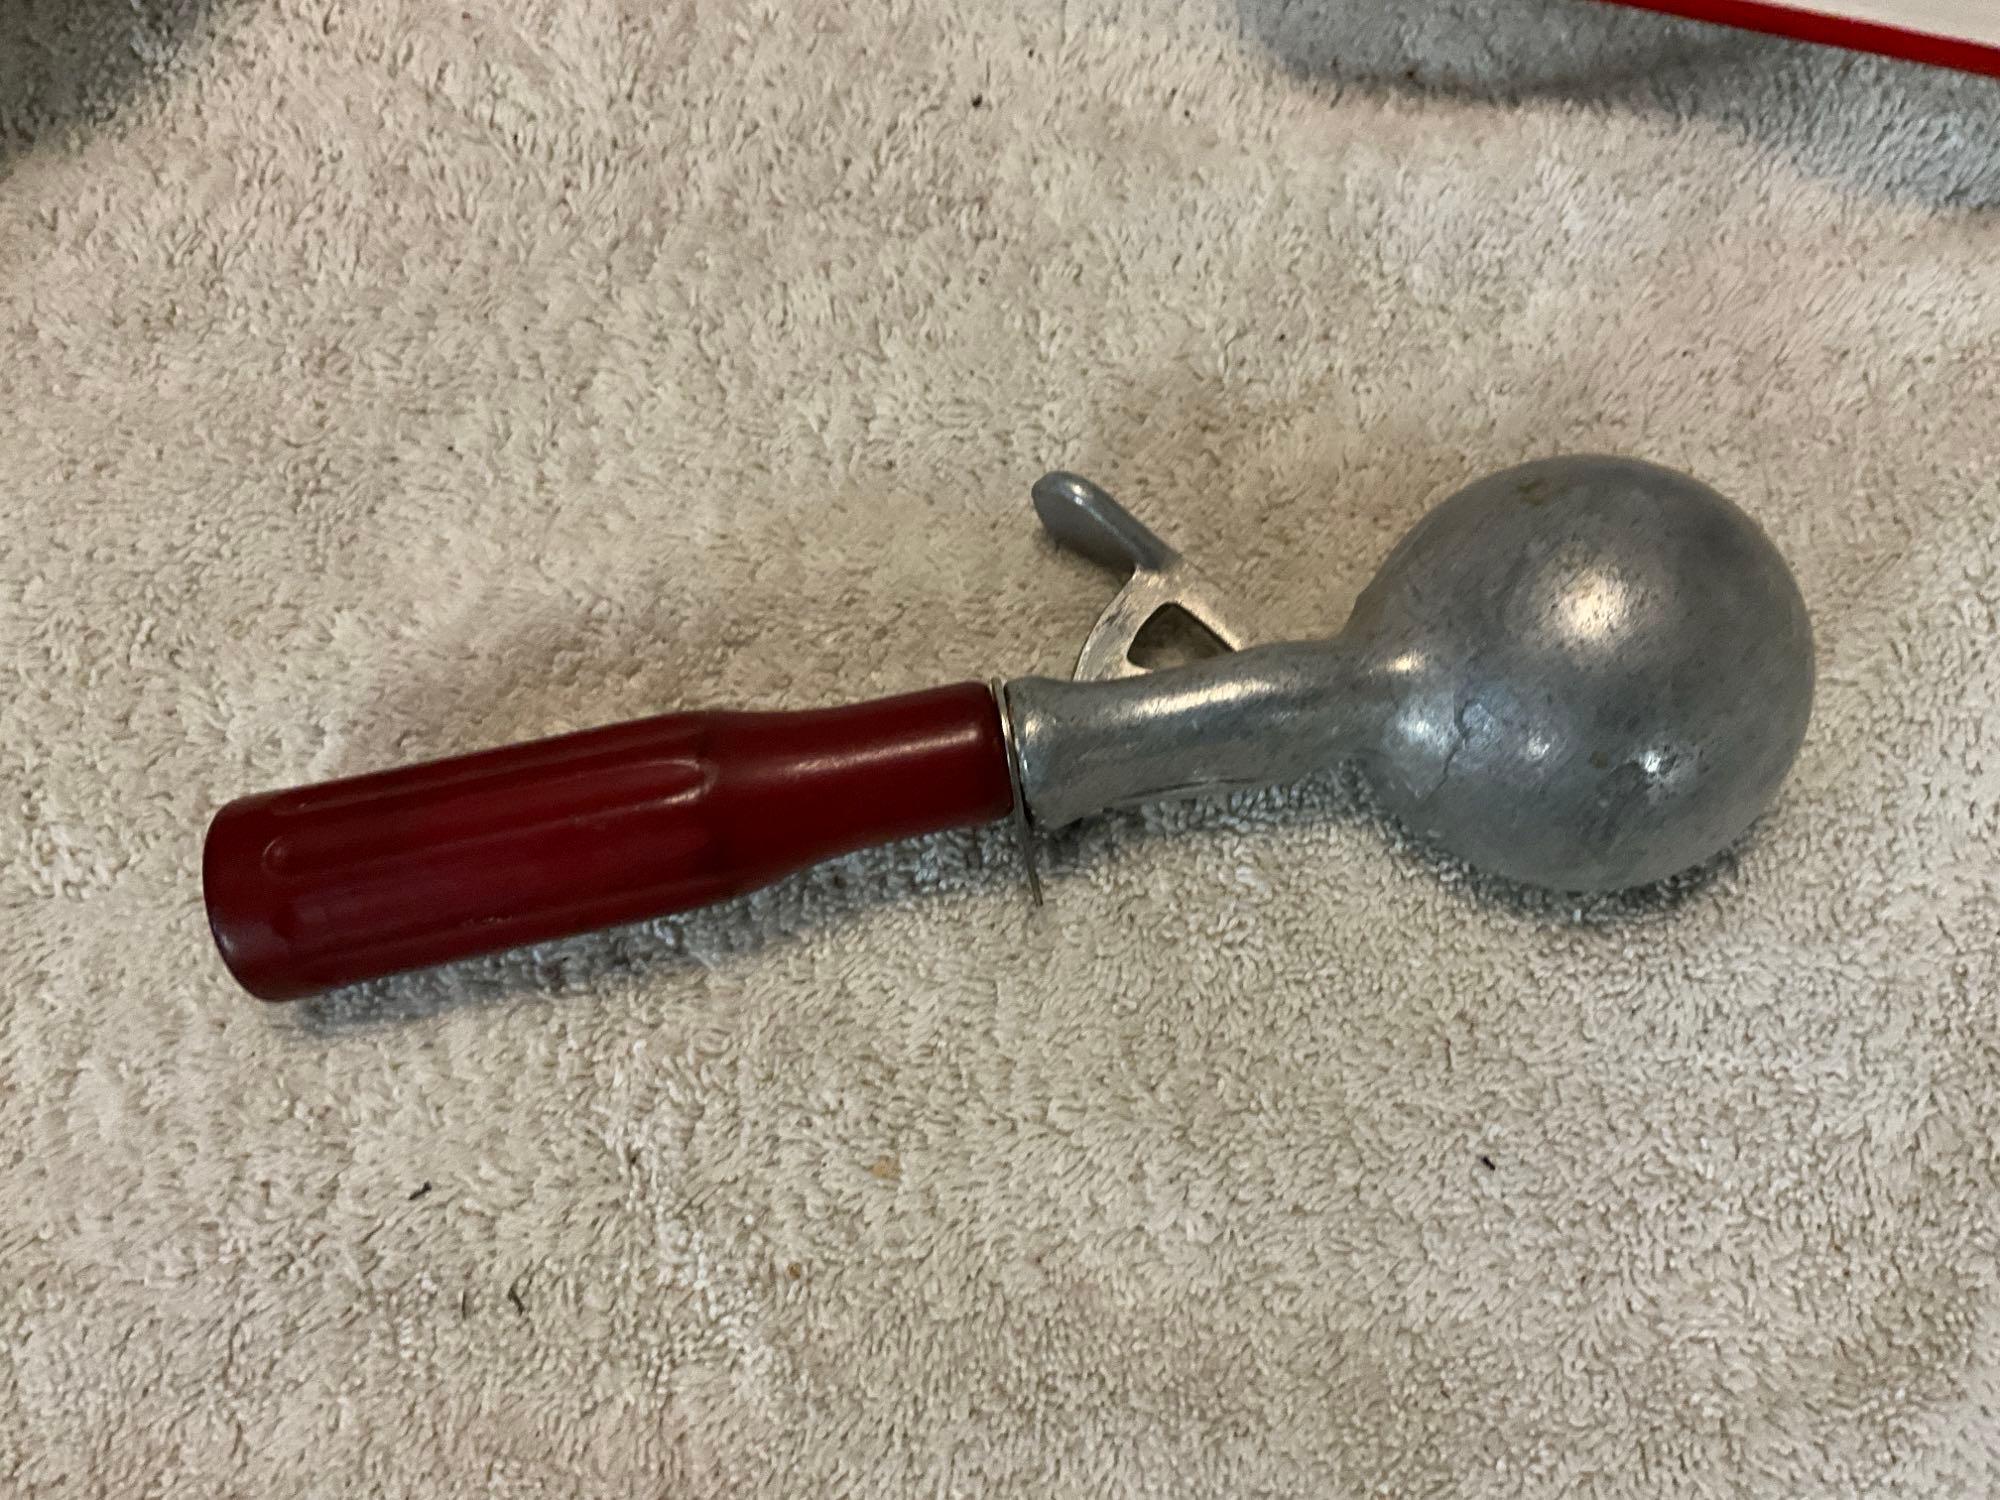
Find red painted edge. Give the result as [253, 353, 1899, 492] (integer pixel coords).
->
[1597, 0, 2000, 77]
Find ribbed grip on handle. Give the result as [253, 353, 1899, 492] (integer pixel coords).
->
[203, 682, 1014, 1000]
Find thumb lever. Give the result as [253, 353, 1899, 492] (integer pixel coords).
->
[1030, 472, 1252, 681]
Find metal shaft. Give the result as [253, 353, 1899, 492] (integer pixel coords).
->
[1005, 640, 1384, 829]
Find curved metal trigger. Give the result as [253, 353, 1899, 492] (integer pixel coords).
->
[1030, 472, 1254, 681]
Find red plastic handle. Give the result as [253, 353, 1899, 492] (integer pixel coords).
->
[203, 682, 1014, 1000]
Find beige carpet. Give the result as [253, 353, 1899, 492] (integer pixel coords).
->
[5, 1, 1998, 1494]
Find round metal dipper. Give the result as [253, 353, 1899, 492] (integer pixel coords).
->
[1008, 455, 1815, 892]
[205, 454, 1813, 999]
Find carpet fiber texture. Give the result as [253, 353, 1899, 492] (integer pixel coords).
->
[4, 2, 1998, 1495]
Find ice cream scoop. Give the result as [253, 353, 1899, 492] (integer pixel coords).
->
[205, 454, 1813, 1000]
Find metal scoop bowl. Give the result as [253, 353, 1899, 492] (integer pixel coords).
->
[1011, 454, 1815, 892]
